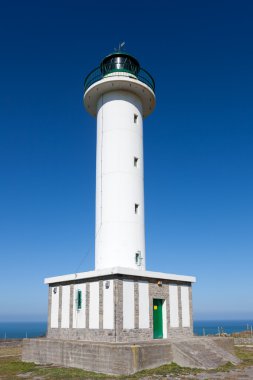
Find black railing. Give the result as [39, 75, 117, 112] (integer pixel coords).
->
[84, 66, 155, 93]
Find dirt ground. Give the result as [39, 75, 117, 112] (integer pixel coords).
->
[161, 366, 253, 379]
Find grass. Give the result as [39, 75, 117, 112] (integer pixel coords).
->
[0, 344, 253, 379]
[0, 358, 37, 377]
[0, 357, 109, 379]
[206, 361, 235, 373]
[123, 362, 203, 378]
[235, 345, 253, 367]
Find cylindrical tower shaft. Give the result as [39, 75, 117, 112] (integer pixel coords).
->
[83, 52, 155, 271]
[96, 91, 145, 270]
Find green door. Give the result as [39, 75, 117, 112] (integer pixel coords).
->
[153, 299, 163, 339]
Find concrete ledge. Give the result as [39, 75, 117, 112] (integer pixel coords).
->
[170, 337, 240, 369]
[22, 337, 240, 375]
[234, 337, 253, 345]
[22, 338, 173, 375]
[211, 336, 237, 354]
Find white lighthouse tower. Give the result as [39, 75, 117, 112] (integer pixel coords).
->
[84, 51, 155, 271]
[23, 49, 199, 375]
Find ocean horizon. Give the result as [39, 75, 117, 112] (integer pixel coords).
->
[0, 320, 252, 339]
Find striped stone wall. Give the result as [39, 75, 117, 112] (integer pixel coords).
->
[47, 274, 193, 342]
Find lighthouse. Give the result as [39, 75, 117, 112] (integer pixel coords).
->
[23, 49, 198, 375]
[83, 51, 155, 270]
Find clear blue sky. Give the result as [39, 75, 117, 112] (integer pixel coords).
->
[0, 0, 252, 321]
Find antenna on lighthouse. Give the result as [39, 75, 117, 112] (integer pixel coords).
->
[114, 42, 125, 52]
[118, 41, 125, 51]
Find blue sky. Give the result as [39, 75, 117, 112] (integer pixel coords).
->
[0, 0, 252, 321]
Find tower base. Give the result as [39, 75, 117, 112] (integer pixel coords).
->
[22, 337, 240, 375]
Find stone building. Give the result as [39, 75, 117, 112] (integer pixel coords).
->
[46, 268, 195, 342]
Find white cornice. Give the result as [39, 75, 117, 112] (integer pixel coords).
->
[44, 267, 196, 285]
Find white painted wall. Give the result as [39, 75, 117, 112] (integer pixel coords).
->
[73, 283, 86, 329]
[123, 280, 135, 329]
[89, 282, 99, 329]
[103, 280, 114, 329]
[162, 300, 167, 338]
[61, 285, 70, 328]
[50, 286, 59, 328]
[181, 285, 190, 327]
[169, 284, 179, 328]
[95, 91, 145, 271]
[138, 281, 149, 328]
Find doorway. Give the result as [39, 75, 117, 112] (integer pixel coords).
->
[153, 299, 163, 339]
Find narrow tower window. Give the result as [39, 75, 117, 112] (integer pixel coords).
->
[134, 157, 139, 167]
[134, 114, 138, 124]
[135, 204, 139, 214]
[77, 290, 82, 310]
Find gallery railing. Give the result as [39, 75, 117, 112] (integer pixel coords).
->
[84, 66, 155, 93]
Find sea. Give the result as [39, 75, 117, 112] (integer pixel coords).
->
[0, 320, 252, 339]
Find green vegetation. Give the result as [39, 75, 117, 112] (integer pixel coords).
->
[207, 361, 235, 373]
[0, 358, 37, 377]
[235, 345, 253, 367]
[124, 362, 202, 378]
[0, 356, 108, 379]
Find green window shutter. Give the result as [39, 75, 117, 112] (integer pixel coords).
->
[77, 290, 82, 310]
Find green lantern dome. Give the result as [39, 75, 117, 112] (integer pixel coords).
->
[100, 52, 140, 77]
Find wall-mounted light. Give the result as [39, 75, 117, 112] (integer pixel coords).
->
[157, 281, 162, 287]
[105, 280, 110, 289]
[53, 287, 57, 294]
[135, 251, 142, 266]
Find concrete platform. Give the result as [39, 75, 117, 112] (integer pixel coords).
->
[22, 337, 240, 375]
